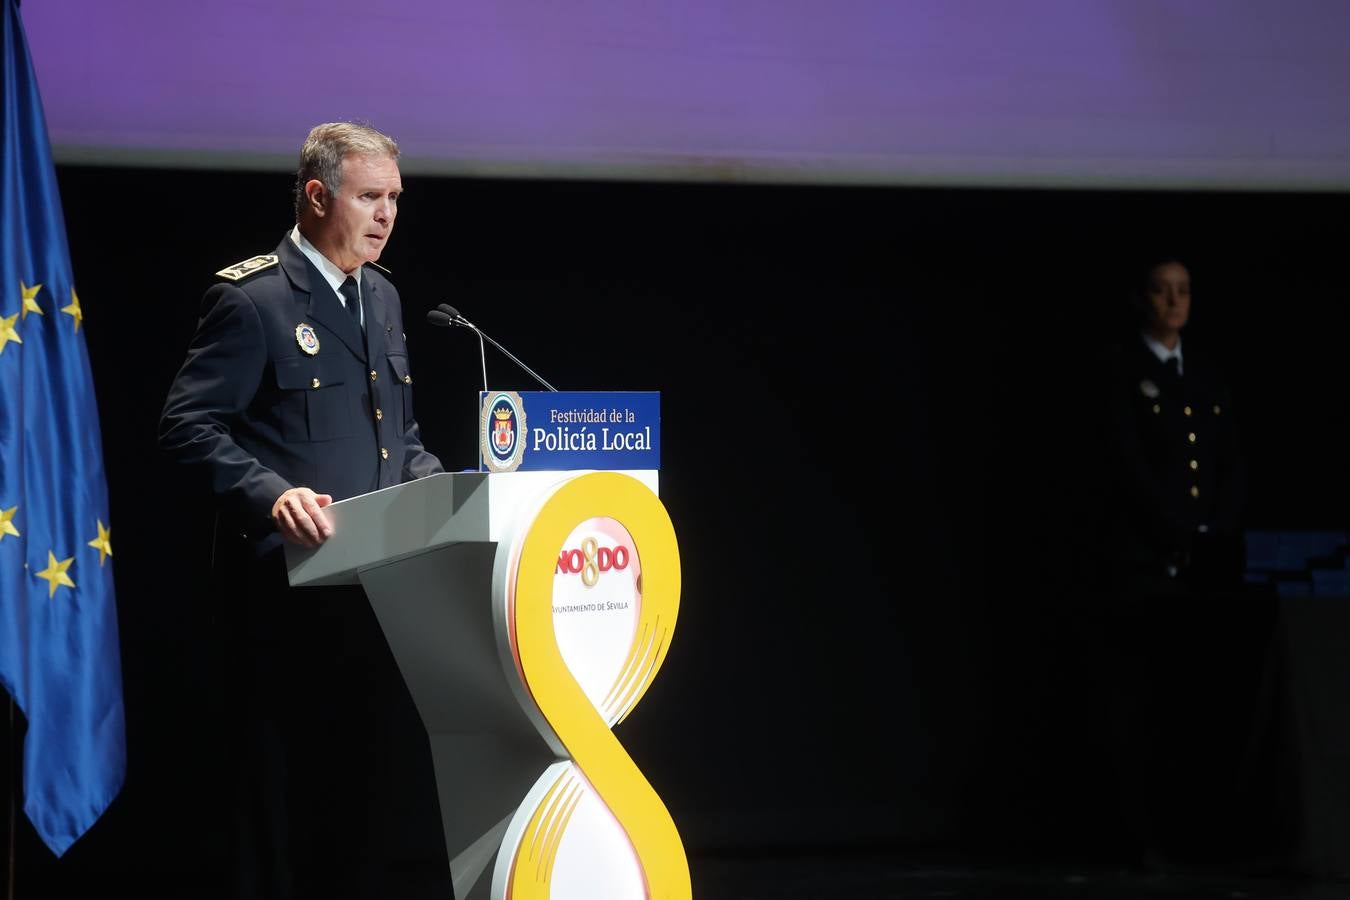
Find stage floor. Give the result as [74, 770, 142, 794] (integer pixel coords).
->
[690, 852, 1350, 900]
[10, 851, 1350, 898]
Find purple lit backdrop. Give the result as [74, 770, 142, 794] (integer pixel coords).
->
[21, 1, 1350, 188]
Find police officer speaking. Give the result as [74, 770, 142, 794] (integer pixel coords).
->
[159, 121, 450, 899]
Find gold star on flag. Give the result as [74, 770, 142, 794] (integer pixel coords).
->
[0, 312, 21, 355]
[62, 288, 83, 332]
[0, 506, 19, 542]
[20, 281, 43, 319]
[87, 519, 113, 565]
[36, 551, 76, 598]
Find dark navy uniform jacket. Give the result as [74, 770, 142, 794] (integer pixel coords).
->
[1103, 335, 1244, 580]
[160, 234, 443, 556]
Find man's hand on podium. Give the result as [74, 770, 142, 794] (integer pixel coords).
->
[271, 487, 334, 548]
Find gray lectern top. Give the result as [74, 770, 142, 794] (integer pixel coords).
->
[284, 470, 659, 587]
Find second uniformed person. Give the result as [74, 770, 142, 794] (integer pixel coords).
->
[159, 122, 449, 898]
[1092, 254, 1252, 870]
[1104, 255, 1244, 587]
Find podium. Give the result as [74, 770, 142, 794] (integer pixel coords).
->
[284, 468, 689, 900]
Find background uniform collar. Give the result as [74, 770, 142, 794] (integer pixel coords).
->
[1141, 331, 1184, 375]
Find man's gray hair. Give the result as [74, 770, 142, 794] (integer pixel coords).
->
[293, 122, 400, 220]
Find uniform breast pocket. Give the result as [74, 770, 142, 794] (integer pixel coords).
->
[274, 357, 355, 442]
[386, 353, 413, 429]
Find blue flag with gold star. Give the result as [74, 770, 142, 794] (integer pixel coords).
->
[0, 0, 126, 856]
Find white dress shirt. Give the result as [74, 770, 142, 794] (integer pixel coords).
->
[1141, 332, 1183, 376]
[290, 225, 364, 328]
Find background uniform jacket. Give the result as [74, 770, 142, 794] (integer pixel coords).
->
[1103, 334, 1245, 584]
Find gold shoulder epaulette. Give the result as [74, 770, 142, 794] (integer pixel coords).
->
[365, 260, 392, 275]
[216, 254, 279, 281]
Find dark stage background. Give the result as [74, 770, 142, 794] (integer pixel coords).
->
[4, 167, 1349, 895]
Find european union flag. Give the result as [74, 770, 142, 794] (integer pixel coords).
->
[0, 0, 127, 856]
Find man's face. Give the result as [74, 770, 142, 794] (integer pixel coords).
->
[1144, 261, 1191, 335]
[310, 153, 401, 273]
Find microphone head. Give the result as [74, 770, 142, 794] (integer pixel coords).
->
[436, 302, 462, 319]
[426, 309, 454, 327]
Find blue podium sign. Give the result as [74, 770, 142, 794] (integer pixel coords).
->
[479, 391, 660, 472]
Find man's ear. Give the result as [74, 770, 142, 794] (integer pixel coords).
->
[304, 179, 327, 217]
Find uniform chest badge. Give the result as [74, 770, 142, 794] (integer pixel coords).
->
[295, 323, 320, 356]
[1139, 379, 1160, 398]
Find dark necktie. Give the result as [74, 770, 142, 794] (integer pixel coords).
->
[1164, 356, 1180, 379]
[339, 275, 362, 331]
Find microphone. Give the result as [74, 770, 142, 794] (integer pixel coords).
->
[426, 305, 486, 391]
[426, 303, 558, 392]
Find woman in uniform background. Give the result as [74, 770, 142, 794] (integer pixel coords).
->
[1090, 253, 1263, 870]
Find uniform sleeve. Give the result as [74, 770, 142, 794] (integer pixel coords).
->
[379, 281, 445, 482]
[401, 417, 445, 481]
[1210, 377, 1246, 534]
[400, 359, 445, 481]
[1105, 359, 1192, 554]
[158, 283, 293, 527]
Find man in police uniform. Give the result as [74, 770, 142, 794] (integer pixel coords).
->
[1094, 255, 1253, 868]
[160, 122, 448, 898]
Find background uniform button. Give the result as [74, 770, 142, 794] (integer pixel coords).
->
[1190, 485, 1200, 498]
[1190, 459, 1199, 470]
[1188, 432, 1197, 443]
[1152, 404, 1160, 414]
[1183, 405, 1192, 416]
[1213, 404, 1222, 415]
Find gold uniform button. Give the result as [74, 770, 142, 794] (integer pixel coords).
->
[1187, 432, 1197, 443]
[1152, 404, 1161, 415]
[403, 374, 412, 385]
[1190, 485, 1200, 498]
[1189, 459, 1199, 471]
[370, 370, 378, 381]
[311, 378, 320, 388]
[1183, 405, 1192, 417]
[380, 447, 389, 460]
[1213, 404, 1222, 415]
[375, 408, 383, 421]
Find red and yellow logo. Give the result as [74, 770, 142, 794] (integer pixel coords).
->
[497, 472, 688, 900]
